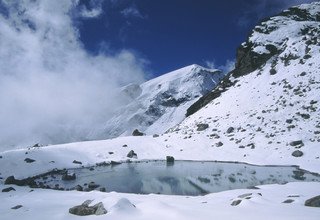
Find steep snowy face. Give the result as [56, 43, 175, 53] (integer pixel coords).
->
[91, 64, 223, 139]
[173, 2, 320, 161]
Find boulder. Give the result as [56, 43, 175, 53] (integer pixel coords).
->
[127, 150, 137, 159]
[2, 187, 16, 192]
[289, 140, 304, 147]
[24, 158, 35, 163]
[11, 205, 23, 210]
[226, 127, 235, 134]
[196, 123, 209, 131]
[231, 200, 242, 206]
[292, 150, 303, 157]
[132, 129, 144, 136]
[69, 200, 107, 216]
[62, 173, 76, 181]
[72, 160, 82, 165]
[166, 156, 175, 163]
[305, 195, 320, 207]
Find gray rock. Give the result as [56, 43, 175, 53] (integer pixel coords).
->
[226, 127, 235, 134]
[166, 156, 175, 163]
[196, 123, 209, 131]
[305, 195, 320, 207]
[88, 182, 99, 189]
[127, 150, 137, 158]
[11, 205, 23, 210]
[2, 187, 16, 192]
[292, 150, 303, 157]
[62, 173, 76, 181]
[99, 187, 106, 192]
[24, 158, 35, 163]
[283, 199, 294, 203]
[153, 134, 159, 138]
[289, 140, 304, 147]
[75, 185, 83, 191]
[238, 193, 252, 199]
[69, 200, 107, 216]
[231, 200, 242, 206]
[132, 129, 144, 136]
[73, 160, 82, 165]
[216, 142, 223, 147]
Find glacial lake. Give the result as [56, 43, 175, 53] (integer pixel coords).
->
[35, 161, 320, 196]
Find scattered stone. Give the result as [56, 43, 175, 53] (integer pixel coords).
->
[292, 150, 303, 157]
[166, 156, 175, 163]
[196, 123, 209, 131]
[111, 161, 121, 165]
[289, 140, 304, 147]
[11, 205, 23, 210]
[300, 113, 310, 119]
[216, 142, 223, 147]
[88, 182, 100, 190]
[226, 127, 235, 134]
[283, 199, 294, 203]
[108, 152, 114, 155]
[270, 68, 277, 75]
[122, 144, 128, 147]
[0, 155, 2, 159]
[238, 193, 252, 199]
[73, 160, 82, 165]
[247, 143, 255, 149]
[305, 195, 320, 207]
[132, 129, 144, 136]
[231, 200, 242, 206]
[286, 119, 293, 124]
[99, 187, 106, 192]
[24, 158, 35, 163]
[310, 100, 317, 105]
[153, 134, 159, 138]
[75, 185, 83, 191]
[127, 150, 137, 159]
[2, 187, 15, 192]
[69, 200, 107, 216]
[62, 173, 76, 181]
[300, 71, 307, 76]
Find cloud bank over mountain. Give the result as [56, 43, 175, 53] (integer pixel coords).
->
[0, 0, 146, 149]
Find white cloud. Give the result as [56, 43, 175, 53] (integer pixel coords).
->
[204, 59, 235, 74]
[121, 5, 144, 19]
[0, 0, 146, 150]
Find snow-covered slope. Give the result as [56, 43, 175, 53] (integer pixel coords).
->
[90, 64, 223, 139]
[173, 2, 320, 167]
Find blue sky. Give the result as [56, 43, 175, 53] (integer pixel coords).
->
[75, 0, 316, 77]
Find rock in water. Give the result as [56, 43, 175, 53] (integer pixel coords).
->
[166, 156, 175, 163]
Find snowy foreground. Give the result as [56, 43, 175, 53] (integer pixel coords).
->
[1, 181, 320, 220]
[0, 136, 320, 219]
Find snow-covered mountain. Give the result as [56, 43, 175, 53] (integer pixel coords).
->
[90, 64, 224, 139]
[172, 2, 320, 161]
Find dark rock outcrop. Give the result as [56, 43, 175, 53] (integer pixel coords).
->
[196, 123, 209, 131]
[166, 156, 175, 163]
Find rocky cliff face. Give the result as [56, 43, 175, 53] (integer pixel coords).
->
[186, 2, 320, 117]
